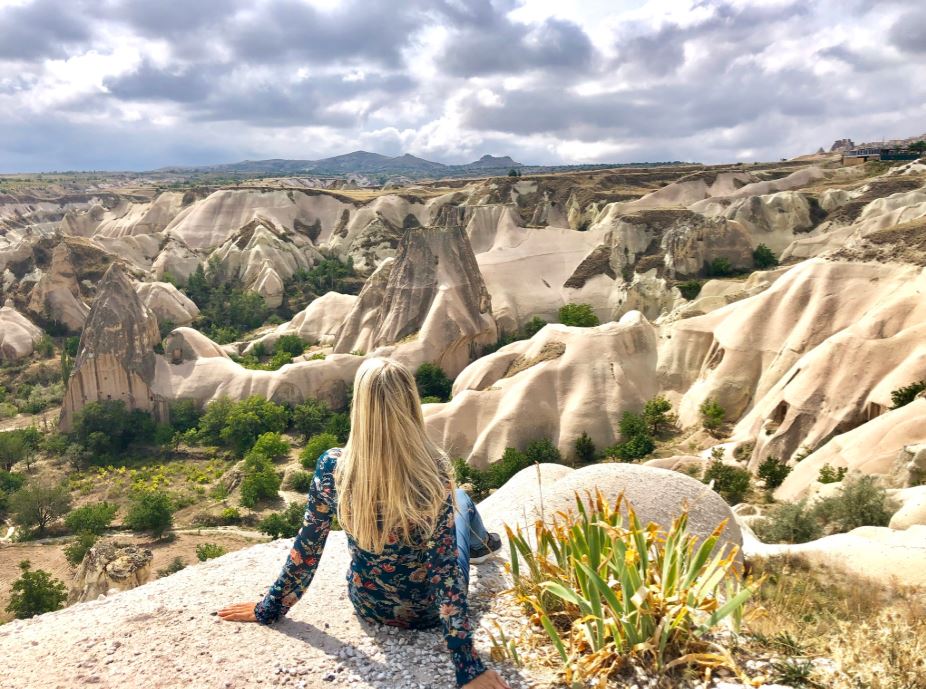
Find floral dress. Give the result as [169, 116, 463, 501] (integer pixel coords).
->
[253, 448, 487, 687]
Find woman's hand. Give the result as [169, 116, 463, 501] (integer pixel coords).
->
[463, 670, 510, 689]
[217, 602, 260, 622]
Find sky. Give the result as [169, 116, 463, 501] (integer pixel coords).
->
[0, 0, 924, 172]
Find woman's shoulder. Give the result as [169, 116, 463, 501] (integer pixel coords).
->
[317, 447, 343, 474]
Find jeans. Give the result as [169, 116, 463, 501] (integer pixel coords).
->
[454, 488, 490, 588]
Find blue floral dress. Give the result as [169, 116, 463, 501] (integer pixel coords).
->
[254, 448, 487, 687]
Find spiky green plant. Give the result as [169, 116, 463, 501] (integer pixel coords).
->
[506, 490, 754, 684]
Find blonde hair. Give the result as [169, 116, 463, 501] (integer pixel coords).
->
[335, 357, 453, 553]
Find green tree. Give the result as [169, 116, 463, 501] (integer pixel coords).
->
[699, 398, 726, 435]
[574, 432, 596, 463]
[558, 303, 600, 327]
[63, 532, 99, 566]
[485, 447, 532, 489]
[239, 452, 281, 508]
[642, 396, 674, 435]
[124, 490, 174, 538]
[64, 502, 117, 535]
[890, 380, 926, 409]
[909, 140, 926, 153]
[702, 460, 751, 505]
[251, 432, 290, 461]
[324, 412, 351, 444]
[415, 363, 453, 402]
[818, 464, 848, 484]
[286, 470, 314, 493]
[677, 280, 703, 300]
[257, 502, 305, 539]
[524, 438, 562, 465]
[757, 456, 791, 490]
[291, 398, 331, 439]
[5, 561, 67, 619]
[706, 257, 734, 277]
[300, 433, 339, 469]
[10, 481, 72, 536]
[275, 334, 306, 357]
[752, 243, 779, 269]
[812, 476, 892, 532]
[196, 397, 234, 445]
[0, 470, 26, 516]
[195, 543, 227, 561]
[169, 400, 202, 433]
[219, 396, 289, 454]
[0, 430, 26, 471]
[523, 316, 547, 338]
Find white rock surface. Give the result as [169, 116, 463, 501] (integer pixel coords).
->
[0, 303, 43, 361]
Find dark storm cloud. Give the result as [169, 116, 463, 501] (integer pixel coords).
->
[888, 7, 926, 54]
[104, 60, 218, 103]
[0, 0, 93, 60]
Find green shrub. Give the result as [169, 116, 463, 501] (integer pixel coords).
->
[219, 507, 241, 525]
[63, 531, 99, 566]
[324, 413, 351, 443]
[485, 447, 532, 490]
[817, 464, 847, 484]
[196, 397, 234, 446]
[195, 543, 227, 561]
[275, 334, 306, 357]
[0, 430, 27, 472]
[813, 476, 893, 532]
[507, 492, 753, 681]
[752, 500, 822, 544]
[157, 556, 186, 578]
[752, 243, 779, 269]
[890, 380, 926, 409]
[643, 396, 674, 435]
[169, 400, 202, 433]
[239, 452, 281, 508]
[523, 316, 548, 338]
[523, 438, 562, 465]
[677, 280, 703, 300]
[452, 457, 491, 498]
[706, 256, 734, 277]
[35, 334, 55, 358]
[701, 460, 751, 504]
[291, 398, 331, 439]
[699, 398, 726, 434]
[219, 396, 289, 454]
[757, 456, 791, 490]
[606, 411, 655, 461]
[0, 470, 26, 517]
[286, 470, 314, 493]
[70, 400, 156, 459]
[420, 395, 443, 404]
[10, 481, 72, 536]
[300, 433, 339, 469]
[257, 502, 305, 539]
[124, 490, 174, 538]
[5, 561, 67, 619]
[574, 432, 596, 463]
[415, 363, 452, 402]
[64, 502, 117, 535]
[251, 432, 290, 462]
[558, 303, 599, 327]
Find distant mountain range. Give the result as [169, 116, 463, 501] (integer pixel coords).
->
[157, 151, 524, 179]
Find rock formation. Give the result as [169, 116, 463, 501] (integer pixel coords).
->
[135, 281, 200, 327]
[245, 291, 359, 354]
[59, 263, 166, 431]
[0, 301, 43, 361]
[68, 541, 153, 604]
[26, 242, 91, 331]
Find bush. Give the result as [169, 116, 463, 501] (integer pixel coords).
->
[607, 411, 655, 462]
[752, 500, 822, 544]
[508, 491, 752, 681]
[64, 502, 117, 535]
[699, 398, 726, 434]
[524, 438, 562, 465]
[706, 257, 734, 277]
[169, 400, 202, 433]
[286, 470, 314, 493]
[300, 433, 339, 469]
[5, 561, 68, 619]
[219, 507, 241, 525]
[0, 430, 27, 472]
[752, 243, 779, 269]
[574, 432, 596, 463]
[10, 481, 72, 536]
[415, 363, 452, 402]
[677, 280, 703, 300]
[890, 380, 926, 409]
[239, 452, 281, 508]
[452, 457, 491, 498]
[558, 303, 599, 327]
[757, 456, 791, 490]
[324, 413, 351, 443]
[485, 447, 532, 490]
[196, 543, 227, 561]
[275, 334, 306, 358]
[196, 397, 234, 446]
[817, 463, 847, 484]
[291, 398, 331, 439]
[813, 476, 893, 533]
[157, 556, 186, 578]
[124, 490, 174, 538]
[63, 531, 99, 566]
[251, 432, 290, 462]
[420, 395, 443, 404]
[219, 396, 289, 454]
[257, 502, 305, 539]
[70, 400, 156, 459]
[643, 396, 674, 435]
[0, 470, 26, 517]
[523, 316, 547, 338]
[701, 460, 751, 504]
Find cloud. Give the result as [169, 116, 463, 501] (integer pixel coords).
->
[0, 0, 924, 170]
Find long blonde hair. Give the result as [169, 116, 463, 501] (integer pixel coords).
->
[335, 357, 453, 553]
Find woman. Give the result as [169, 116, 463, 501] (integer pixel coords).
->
[219, 358, 509, 689]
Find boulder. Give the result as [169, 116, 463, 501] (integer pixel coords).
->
[0, 303, 43, 361]
[245, 292, 359, 354]
[162, 327, 230, 363]
[59, 263, 167, 432]
[888, 485, 926, 530]
[68, 541, 153, 604]
[135, 281, 200, 327]
[26, 243, 90, 331]
[478, 462, 743, 552]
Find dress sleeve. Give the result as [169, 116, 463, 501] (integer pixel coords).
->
[431, 499, 487, 687]
[253, 450, 337, 624]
